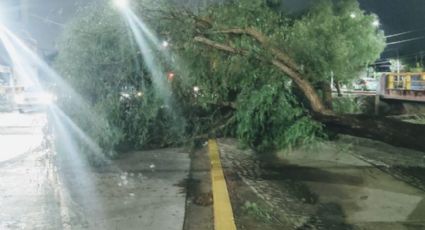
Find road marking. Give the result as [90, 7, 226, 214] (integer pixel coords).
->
[208, 139, 237, 230]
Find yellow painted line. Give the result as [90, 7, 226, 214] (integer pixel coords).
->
[208, 139, 237, 230]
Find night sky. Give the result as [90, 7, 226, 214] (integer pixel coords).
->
[0, 0, 96, 52]
[1, 0, 425, 63]
[281, 0, 425, 62]
[359, 0, 425, 63]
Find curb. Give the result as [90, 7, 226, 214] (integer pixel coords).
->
[208, 139, 237, 230]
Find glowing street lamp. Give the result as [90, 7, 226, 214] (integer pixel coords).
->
[167, 72, 175, 81]
[372, 19, 380, 27]
[193, 86, 200, 93]
[114, 0, 129, 10]
[161, 40, 169, 48]
[350, 13, 356, 19]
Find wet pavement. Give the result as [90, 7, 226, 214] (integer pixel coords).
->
[218, 138, 425, 230]
[0, 112, 190, 230]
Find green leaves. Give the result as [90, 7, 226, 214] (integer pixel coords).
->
[55, 1, 185, 153]
[287, 0, 385, 84]
[236, 81, 323, 152]
[54, 0, 385, 155]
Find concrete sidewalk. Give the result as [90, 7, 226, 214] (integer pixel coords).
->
[217, 138, 425, 230]
[1, 147, 190, 230]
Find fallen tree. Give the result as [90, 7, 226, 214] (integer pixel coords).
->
[152, 0, 425, 152]
[192, 25, 425, 152]
[315, 114, 425, 151]
[55, 0, 425, 154]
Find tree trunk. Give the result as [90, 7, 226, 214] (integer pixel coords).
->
[271, 60, 333, 115]
[319, 81, 333, 110]
[314, 113, 425, 152]
[334, 81, 342, 97]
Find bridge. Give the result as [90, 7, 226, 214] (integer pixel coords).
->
[378, 73, 425, 103]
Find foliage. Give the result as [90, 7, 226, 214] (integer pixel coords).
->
[54, 0, 386, 155]
[143, 0, 326, 151]
[332, 96, 365, 114]
[407, 62, 424, 73]
[242, 201, 273, 223]
[236, 81, 324, 152]
[55, 2, 185, 154]
[146, 0, 381, 150]
[287, 0, 386, 85]
[403, 114, 425, 125]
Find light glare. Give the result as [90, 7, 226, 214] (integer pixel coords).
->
[162, 41, 169, 48]
[114, 0, 129, 9]
[39, 92, 56, 105]
[372, 20, 380, 27]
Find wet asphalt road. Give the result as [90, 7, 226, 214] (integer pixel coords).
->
[0, 112, 190, 230]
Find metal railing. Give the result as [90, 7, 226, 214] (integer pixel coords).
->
[386, 73, 425, 91]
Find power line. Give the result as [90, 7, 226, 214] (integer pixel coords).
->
[386, 36, 425, 46]
[29, 14, 64, 27]
[385, 28, 425, 38]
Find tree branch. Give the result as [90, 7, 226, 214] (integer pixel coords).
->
[213, 27, 300, 72]
[190, 114, 236, 140]
[194, 36, 246, 54]
[206, 101, 237, 109]
[193, 35, 333, 115]
[271, 60, 332, 115]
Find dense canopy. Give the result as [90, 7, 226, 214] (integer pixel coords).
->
[55, 0, 385, 156]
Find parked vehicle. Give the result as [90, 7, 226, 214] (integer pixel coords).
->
[352, 77, 379, 91]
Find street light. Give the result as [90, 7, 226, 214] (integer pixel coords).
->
[372, 19, 380, 27]
[114, 0, 129, 9]
[161, 40, 169, 48]
[193, 86, 200, 93]
[167, 72, 175, 81]
[350, 13, 356, 19]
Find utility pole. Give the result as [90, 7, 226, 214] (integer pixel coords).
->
[396, 49, 400, 74]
